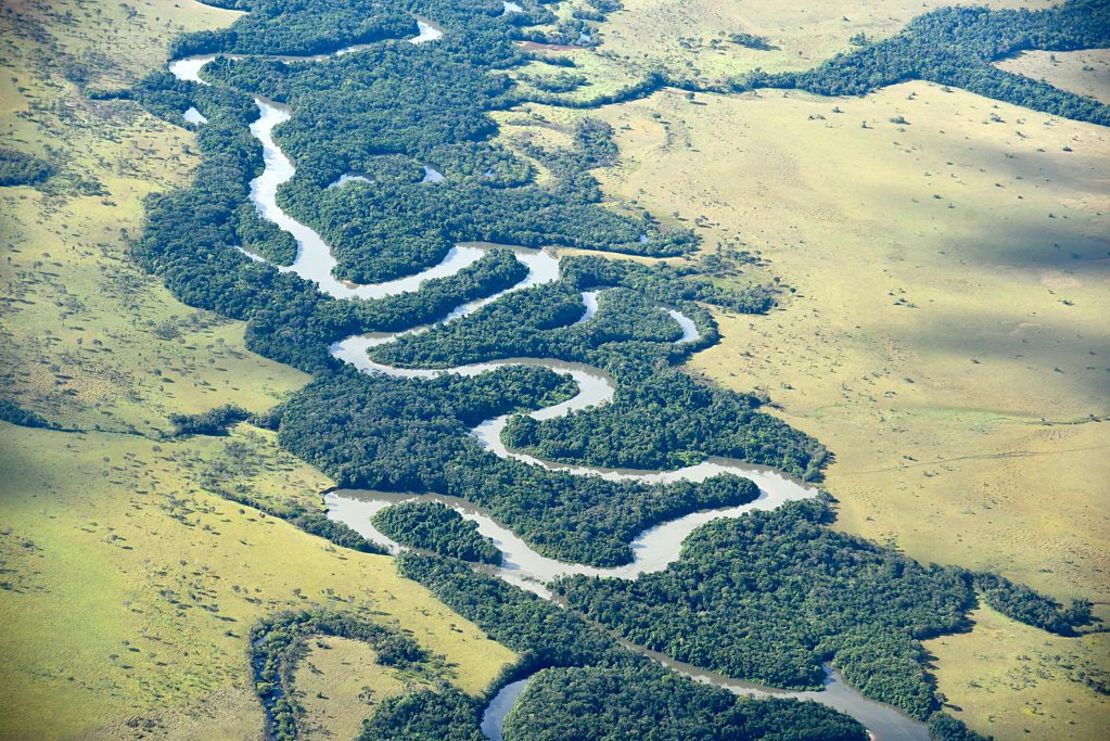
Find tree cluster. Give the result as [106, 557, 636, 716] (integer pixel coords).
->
[373, 500, 502, 563]
[507, 665, 865, 740]
[0, 399, 53, 429]
[744, 0, 1110, 127]
[0, 147, 54, 187]
[278, 366, 762, 566]
[973, 572, 1094, 636]
[215, 488, 390, 555]
[249, 608, 428, 739]
[360, 689, 486, 741]
[395, 552, 867, 740]
[555, 498, 976, 719]
[168, 404, 250, 436]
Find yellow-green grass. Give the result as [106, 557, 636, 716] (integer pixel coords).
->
[295, 636, 436, 741]
[505, 51, 647, 106]
[1, 0, 310, 437]
[488, 106, 575, 190]
[555, 81, 1109, 736]
[590, 0, 1060, 86]
[926, 605, 1108, 740]
[1, 1, 519, 738]
[1, 0, 245, 90]
[996, 49, 1110, 106]
[0, 422, 517, 739]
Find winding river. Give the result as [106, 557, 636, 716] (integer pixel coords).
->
[167, 30, 928, 741]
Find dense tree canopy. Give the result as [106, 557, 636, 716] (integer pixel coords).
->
[746, 0, 1110, 126]
[169, 404, 250, 436]
[0, 399, 53, 429]
[360, 689, 486, 741]
[278, 367, 762, 565]
[396, 552, 868, 740]
[507, 666, 866, 741]
[554, 497, 1096, 719]
[373, 500, 502, 563]
[127, 1, 1101, 737]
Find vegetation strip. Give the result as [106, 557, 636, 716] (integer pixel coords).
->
[116, 0, 1103, 737]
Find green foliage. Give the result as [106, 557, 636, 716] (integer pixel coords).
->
[503, 363, 827, 481]
[748, 0, 1110, 126]
[217, 489, 389, 555]
[516, 15, 599, 48]
[130, 0, 690, 372]
[235, 203, 298, 265]
[973, 572, 1095, 636]
[370, 251, 775, 382]
[562, 253, 775, 314]
[0, 399, 52, 429]
[0, 147, 54, 187]
[130, 66, 529, 373]
[730, 33, 775, 51]
[371, 281, 694, 367]
[586, 0, 623, 12]
[511, 116, 621, 203]
[927, 712, 993, 741]
[360, 689, 485, 741]
[168, 404, 250, 436]
[249, 608, 428, 740]
[373, 501, 502, 564]
[173, 0, 416, 57]
[398, 551, 623, 666]
[287, 503, 391, 555]
[508, 666, 866, 741]
[194, 0, 251, 9]
[279, 367, 761, 565]
[520, 70, 587, 93]
[521, 69, 677, 109]
[185, 5, 686, 285]
[398, 553, 867, 740]
[134, 0, 809, 567]
[554, 498, 977, 719]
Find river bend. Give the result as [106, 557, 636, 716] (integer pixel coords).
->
[168, 33, 927, 741]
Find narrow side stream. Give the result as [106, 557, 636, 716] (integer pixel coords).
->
[480, 679, 531, 741]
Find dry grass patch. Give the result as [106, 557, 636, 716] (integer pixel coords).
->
[1, 0, 309, 436]
[295, 636, 434, 741]
[568, 80, 1108, 737]
[589, 0, 1059, 86]
[996, 48, 1110, 106]
[927, 605, 1109, 740]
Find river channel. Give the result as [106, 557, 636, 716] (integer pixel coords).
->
[167, 30, 928, 741]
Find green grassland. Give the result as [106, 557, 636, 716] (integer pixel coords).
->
[550, 77, 1109, 738]
[294, 635, 436, 741]
[927, 606, 1108, 740]
[0, 0, 310, 437]
[0, 1, 518, 737]
[0, 422, 515, 739]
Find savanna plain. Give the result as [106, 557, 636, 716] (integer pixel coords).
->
[1, 0, 1107, 740]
